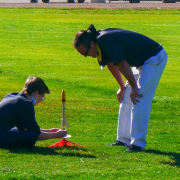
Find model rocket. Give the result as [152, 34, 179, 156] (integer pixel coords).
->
[60, 89, 69, 129]
[48, 89, 85, 148]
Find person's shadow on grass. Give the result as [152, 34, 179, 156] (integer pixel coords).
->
[146, 149, 180, 167]
[7, 146, 96, 158]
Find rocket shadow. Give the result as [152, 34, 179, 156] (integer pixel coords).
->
[8, 146, 96, 158]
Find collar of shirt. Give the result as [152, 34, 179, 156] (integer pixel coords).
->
[96, 44, 105, 70]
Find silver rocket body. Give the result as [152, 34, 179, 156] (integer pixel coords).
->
[61, 103, 69, 129]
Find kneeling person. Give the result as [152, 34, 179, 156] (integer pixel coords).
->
[0, 77, 67, 149]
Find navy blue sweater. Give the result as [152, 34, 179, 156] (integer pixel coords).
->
[0, 93, 40, 136]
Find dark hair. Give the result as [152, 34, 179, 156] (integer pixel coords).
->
[21, 76, 50, 95]
[73, 24, 98, 49]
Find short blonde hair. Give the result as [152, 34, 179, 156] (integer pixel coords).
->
[21, 77, 50, 95]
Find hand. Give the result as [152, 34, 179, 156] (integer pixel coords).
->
[117, 88, 125, 103]
[50, 128, 59, 132]
[56, 129, 67, 138]
[130, 88, 143, 104]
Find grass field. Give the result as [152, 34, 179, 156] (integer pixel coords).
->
[0, 8, 180, 179]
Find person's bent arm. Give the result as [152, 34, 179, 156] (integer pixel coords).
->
[116, 60, 143, 104]
[107, 63, 125, 102]
[107, 63, 125, 89]
[38, 129, 67, 141]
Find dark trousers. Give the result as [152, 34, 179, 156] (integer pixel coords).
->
[0, 130, 38, 149]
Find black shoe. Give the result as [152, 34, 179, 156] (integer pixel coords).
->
[111, 140, 126, 146]
[125, 145, 145, 152]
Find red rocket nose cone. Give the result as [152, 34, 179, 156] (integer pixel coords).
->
[62, 89, 66, 103]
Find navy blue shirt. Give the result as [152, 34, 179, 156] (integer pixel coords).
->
[0, 93, 41, 136]
[96, 28, 162, 67]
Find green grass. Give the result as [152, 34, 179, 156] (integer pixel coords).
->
[0, 8, 180, 179]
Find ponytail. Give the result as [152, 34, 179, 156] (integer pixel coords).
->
[73, 24, 98, 49]
[87, 24, 97, 38]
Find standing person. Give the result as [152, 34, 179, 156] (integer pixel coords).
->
[0, 77, 67, 149]
[73, 24, 167, 152]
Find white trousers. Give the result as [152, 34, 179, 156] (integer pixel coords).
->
[117, 48, 167, 148]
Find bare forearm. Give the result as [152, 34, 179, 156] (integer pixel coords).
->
[38, 130, 67, 141]
[107, 63, 125, 90]
[40, 128, 59, 133]
[38, 132, 58, 141]
[40, 129, 51, 133]
[117, 61, 138, 89]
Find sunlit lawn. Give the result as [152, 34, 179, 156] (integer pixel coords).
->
[0, 8, 180, 179]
